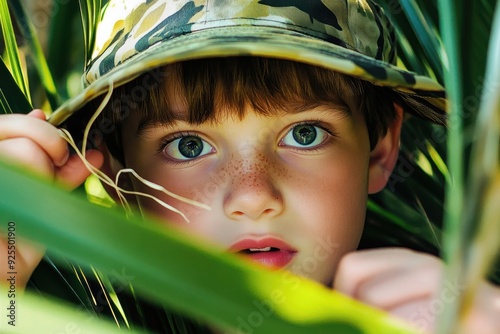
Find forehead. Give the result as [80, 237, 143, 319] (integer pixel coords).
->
[119, 58, 359, 133]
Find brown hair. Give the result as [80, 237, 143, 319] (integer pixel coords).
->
[67, 57, 445, 164]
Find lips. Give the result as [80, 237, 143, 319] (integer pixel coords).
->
[229, 237, 297, 269]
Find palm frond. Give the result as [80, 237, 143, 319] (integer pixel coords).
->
[0, 0, 30, 103]
[7, 0, 60, 110]
[1, 285, 147, 334]
[46, 0, 84, 101]
[398, 1, 444, 81]
[0, 57, 32, 114]
[79, 0, 102, 67]
[377, 0, 442, 81]
[0, 160, 418, 334]
[436, 0, 500, 332]
[457, 0, 500, 327]
[1, 1, 499, 333]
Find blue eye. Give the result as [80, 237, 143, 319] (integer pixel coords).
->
[163, 135, 214, 161]
[281, 124, 329, 148]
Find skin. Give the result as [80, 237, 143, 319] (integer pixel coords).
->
[0, 105, 498, 332]
[0, 110, 103, 287]
[119, 102, 373, 285]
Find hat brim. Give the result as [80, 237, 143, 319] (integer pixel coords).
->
[48, 26, 445, 126]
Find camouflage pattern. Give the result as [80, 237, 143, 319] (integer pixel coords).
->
[49, 0, 446, 126]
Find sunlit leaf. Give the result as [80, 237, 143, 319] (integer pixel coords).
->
[436, 0, 499, 332]
[47, 0, 83, 101]
[398, 0, 444, 80]
[7, 0, 60, 110]
[0, 0, 30, 103]
[0, 160, 418, 334]
[455, 1, 500, 329]
[0, 285, 146, 334]
[79, 0, 102, 67]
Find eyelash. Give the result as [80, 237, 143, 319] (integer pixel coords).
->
[280, 120, 337, 152]
[157, 121, 337, 163]
[156, 131, 207, 164]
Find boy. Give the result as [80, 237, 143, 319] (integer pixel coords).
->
[0, 0, 498, 332]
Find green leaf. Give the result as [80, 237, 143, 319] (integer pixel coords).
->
[0, 57, 32, 114]
[454, 0, 500, 326]
[79, 0, 102, 67]
[7, 0, 60, 110]
[47, 0, 84, 101]
[0, 160, 418, 334]
[436, 0, 499, 332]
[398, 0, 444, 81]
[0, 0, 30, 103]
[377, 0, 441, 81]
[0, 285, 147, 334]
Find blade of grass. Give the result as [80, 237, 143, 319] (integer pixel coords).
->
[377, 0, 441, 82]
[78, 0, 91, 66]
[8, 0, 60, 110]
[78, 0, 102, 66]
[91, 267, 130, 328]
[0, 57, 32, 114]
[393, 23, 429, 77]
[0, 160, 418, 334]
[47, 0, 83, 101]
[0, 90, 12, 114]
[29, 257, 96, 312]
[436, 0, 500, 332]
[460, 0, 497, 132]
[458, 0, 500, 326]
[398, 0, 444, 80]
[0, 0, 30, 103]
[0, 285, 146, 334]
[368, 191, 442, 250]
[436, 0, 467, 332]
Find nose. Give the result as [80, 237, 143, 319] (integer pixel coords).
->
[223, 158, 284, 221]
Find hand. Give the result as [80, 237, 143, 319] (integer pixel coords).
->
[0, 109, 104, 288]
[334, 247, 500, 333]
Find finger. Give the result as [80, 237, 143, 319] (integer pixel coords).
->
[354, 261, 441, 309]
[15, 238, 46, 288]
[390, 298, 436, 334]
[0, 113, 69, 167]
[0, 235, 45, 289]
[334, 248, 434, 297]
[461, 282, 500, 334]
[0, 138, 55, 176]
[55, 149, 104, 190]
[27, 109, 47, 120]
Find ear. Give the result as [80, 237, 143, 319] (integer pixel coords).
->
[367, 103, 404, 194]
[99, 143, 138, 205]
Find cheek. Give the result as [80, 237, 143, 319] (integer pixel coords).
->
[283, 148, 369, 282]
[287, 158, 368, 241]
[128, 160, 228, 239]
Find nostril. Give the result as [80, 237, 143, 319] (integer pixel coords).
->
[262, 209, 274, 215]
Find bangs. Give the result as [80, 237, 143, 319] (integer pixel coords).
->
[79, 56, 401, 164]
[129, 57, 362, 128]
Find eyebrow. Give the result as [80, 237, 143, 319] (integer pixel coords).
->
[136, 109, 189, 137]
[290, 101, 352, 117]
[135, 101, 352, 137]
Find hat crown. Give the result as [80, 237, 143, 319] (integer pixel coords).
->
[86, 0, 396, 85]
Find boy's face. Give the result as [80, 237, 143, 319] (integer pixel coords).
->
[117, 84, 372, 286]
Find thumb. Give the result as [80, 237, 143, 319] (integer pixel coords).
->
[27, 109, 47, 120]
[55, 149, 104, 190]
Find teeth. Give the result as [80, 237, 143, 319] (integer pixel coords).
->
[249, 247, 272, 252]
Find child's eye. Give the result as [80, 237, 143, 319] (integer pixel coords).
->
[163, 135, 214, 161]
[280, 123, 330, 149]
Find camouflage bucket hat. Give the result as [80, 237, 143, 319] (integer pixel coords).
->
[49, 0, 446, 126]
